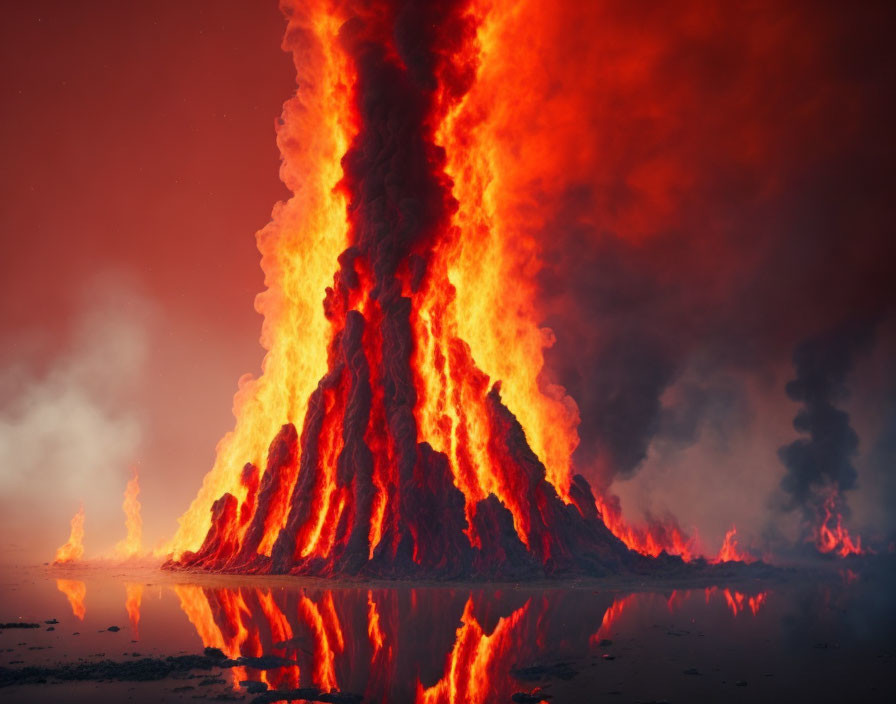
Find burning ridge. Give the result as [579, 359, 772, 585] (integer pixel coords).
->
[168, 0, 641, 579]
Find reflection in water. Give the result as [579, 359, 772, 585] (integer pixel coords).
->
[705, 586, 769, 617]
[56, 578, 86, 621]
[168, 583, 770, 702]
[125, 583, 143, 638]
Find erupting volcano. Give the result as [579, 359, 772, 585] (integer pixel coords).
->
[166, 0, 641, 579]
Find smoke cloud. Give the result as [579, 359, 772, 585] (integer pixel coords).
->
[485, 0, 896, 546]
[0, 275, 150, 561]
[778, 322, 875, 520]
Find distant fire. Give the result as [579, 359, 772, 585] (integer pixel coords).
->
[711, 527, 756, 564]
[116, 467, 143, 559]
[53, 505, 84, 564]
[813, 490, 865, 557]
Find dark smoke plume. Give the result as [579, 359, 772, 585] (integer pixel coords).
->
[777, 321, 875, 525]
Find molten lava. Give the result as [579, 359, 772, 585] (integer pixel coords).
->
[56, 579, 86, 621]
[54, 505, 85, 564]
[166, 0, 638, 579]
[116, 468, 143, 559]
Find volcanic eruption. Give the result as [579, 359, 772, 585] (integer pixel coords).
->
[166, 0, 641, 579]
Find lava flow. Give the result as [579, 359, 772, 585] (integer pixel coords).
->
[53, 505, 85, 565]
[165, 0, 639, 579]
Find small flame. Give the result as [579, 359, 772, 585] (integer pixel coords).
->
[711, 526, 756, 564]
[54, 505, 85, 564]
[57, 579, 86, 620]
[115, 468, 143, 559]
[814, 491, 865, 557]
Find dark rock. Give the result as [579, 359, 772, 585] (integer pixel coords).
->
[0, 623, 39, 630]
[512, 692, 551, 703]
[46, 627, 55, 632]
[251, 688, 363, 704]
[204, 647, 227, 660]
[199, 677, 227, 686]
[44, 619, 58, 625]
[599, 639, 613, 646]
[601, 653, 616, 660]
[106, 626, 121, 632]
[511, 662, 578, 682]
[683, 667, 701, 675]
[735, 680, 748, 687]
[240, 680, 269, 693]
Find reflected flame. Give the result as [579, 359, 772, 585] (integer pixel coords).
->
[125, 583, 143, 638]
[415, 597, 531, 704]
[56, 579, 86, 621]
[54, 505, 85, 564]
[705, 586, 769, 617]
[590, 593, 637, 645]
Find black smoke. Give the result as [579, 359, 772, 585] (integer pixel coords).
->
[777, 322, 876, 529]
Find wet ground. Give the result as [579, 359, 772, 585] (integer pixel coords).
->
[1, 559, 894, 703]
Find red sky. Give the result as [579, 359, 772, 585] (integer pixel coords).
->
[1, 1, 296, 559]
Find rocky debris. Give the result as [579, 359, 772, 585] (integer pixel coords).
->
[250, 689, 363, 704]
[0, 623, 39, 630]
[601, 653, 616, 660]
[511, 662, 578, 682]
[0, 649, 298, 688]
[682, 667, 701, 675]
[46, 627, 55, 632]
[598, 638, 613, 646]
[512, 692, 552, 703]
[44, 619, 58, 625]
[735, 680, 748, 686]
[106, 626, 121, 632]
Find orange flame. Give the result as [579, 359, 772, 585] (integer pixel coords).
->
[166, 5, 354, 560]
[711, 526, 756, 564]
[54, 505, 85, 564]
[125, 583, 143, 637]
[115, 468, 143, 558]
[56, 578, 86, 620]
[165, 0, 588, 568]
[594, 493, 698, 561]
[814, 491, 865, 557]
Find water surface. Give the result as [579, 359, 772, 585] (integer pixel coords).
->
[1, 561, 893, 703]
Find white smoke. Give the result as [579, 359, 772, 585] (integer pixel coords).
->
[0, 274, 152, 562]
